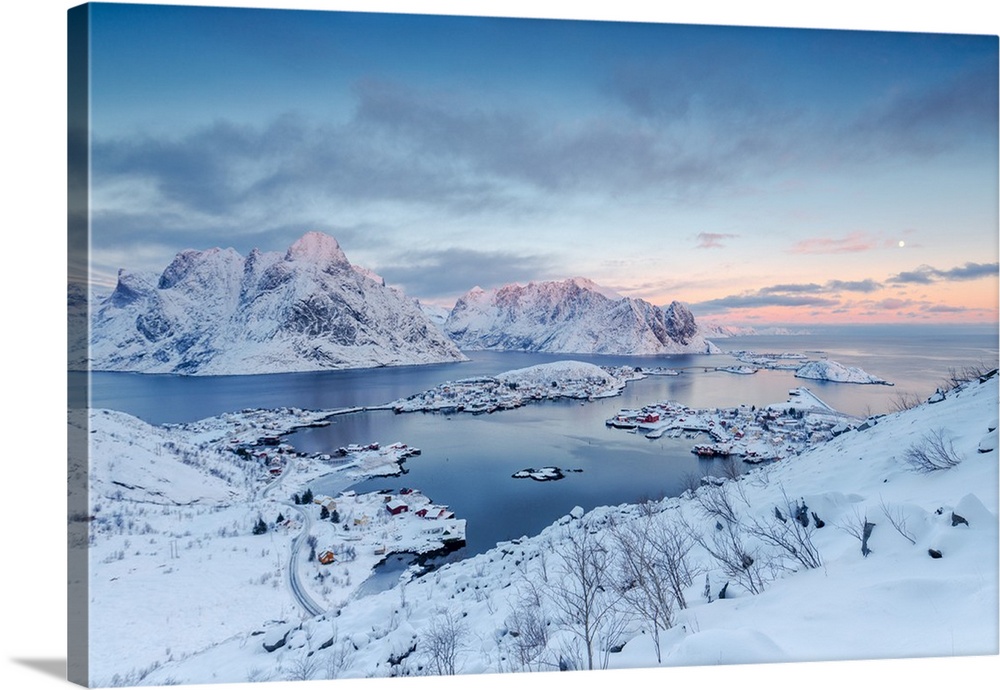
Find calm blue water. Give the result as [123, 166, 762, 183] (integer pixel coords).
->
[76, 324, 998, 557]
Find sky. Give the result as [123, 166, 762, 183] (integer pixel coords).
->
[79, 1, 999, 325]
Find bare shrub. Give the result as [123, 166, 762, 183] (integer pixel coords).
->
[837, 507, 876, 557]
[694, 483, 741, 527]
[504, 598, 550, 671]
[687, 511, 768, 596]
[890, 391, 923, 413]
[284, 655, 321, 681]
[904, 428, 962, 473]
[745, 491, 822, 571]
[422, 610, 467, 676]
[878, 497, 916, 545]
[943, 360, 997, 391]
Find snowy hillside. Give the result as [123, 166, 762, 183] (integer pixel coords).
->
[134, 370, 997, 686]
[444, 278, 718, 355]
[415, 300, 452, 326]
[795, 359, 890, 384]
[88, 232, 467, 375]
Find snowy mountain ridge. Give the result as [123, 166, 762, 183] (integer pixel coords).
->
[444, 278, 718, 355]
[88, 232, 467, 375]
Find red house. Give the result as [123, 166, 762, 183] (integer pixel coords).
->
[386, 499, 409, 516]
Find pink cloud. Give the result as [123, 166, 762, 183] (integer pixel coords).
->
[788, 231, 877, 255]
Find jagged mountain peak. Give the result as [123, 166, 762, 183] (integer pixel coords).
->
[284, 231, 350, 268]
[445, 277, 717, 356]
[158, 246, 244, 290]
[89, 234, 467, 375]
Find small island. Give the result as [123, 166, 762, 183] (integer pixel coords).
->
[389, 360, 643, 414]
[511, 466, 583, 481]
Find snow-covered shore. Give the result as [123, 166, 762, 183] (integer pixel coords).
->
[731, 350, 891, 385]
[78, 406, 465, 686]
[605, 386, 859, 462]
[389, 361, 642, 414]
[118, 370, 997, 686]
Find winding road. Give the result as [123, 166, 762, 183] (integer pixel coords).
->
[262, 461, 325, 617]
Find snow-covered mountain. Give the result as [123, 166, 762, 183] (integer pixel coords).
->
[701, 323, 811, 338]
[444, 277, 718, 355]
[89, 232, 467, 375]
[415, 300, 452, 326]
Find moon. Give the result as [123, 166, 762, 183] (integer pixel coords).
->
[898, 240, 905, 248]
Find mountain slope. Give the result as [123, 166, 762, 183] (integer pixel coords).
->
[444, 277, 718, 355]
[137, 369, 998, 685]
[88, 232, 467, 375]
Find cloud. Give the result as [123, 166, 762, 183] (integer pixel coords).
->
[689, 276, 887, 316]
[788, 232, 879, 255]
[826, 279, 882, 293]
[848, 64, 999, 156]
[759, 283, 825, 294]
[888, 262, 999, 284]
[870, 298, 915, 310]
[690, 292, 841, 315]
[696, 232, 738, 249]
[924, 304, 970, 313]
[375, 248, 554, 300]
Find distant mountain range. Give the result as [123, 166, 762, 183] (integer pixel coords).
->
[89, 232, 467, 375]
[444, 277, 718, 355]
[701, 324, 812, 338]
[86, 234, 732, 375]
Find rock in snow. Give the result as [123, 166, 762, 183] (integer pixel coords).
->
[444, 277, 718, 356]
[88, 232, 467, 375]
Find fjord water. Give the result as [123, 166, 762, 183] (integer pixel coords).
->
[78, 324, 998, 556]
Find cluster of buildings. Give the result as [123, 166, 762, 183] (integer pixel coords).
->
[311, 487, 466, 567]
[390, 366, 638, 415]
[606, 389, 855, 463]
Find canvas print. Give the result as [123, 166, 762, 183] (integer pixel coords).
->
[67, 3, 999, 687]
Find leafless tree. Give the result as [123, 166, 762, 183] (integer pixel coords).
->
[611, 517, 675, 663]
[689, 485, 768, 594]
[504, 596, 550, 671]
[647, 516, 697, 610]
[679, 472, 703, 496]
[422, 610, 468, 676]
[904, 428, 962, 473]
[548, 523, 628, 670]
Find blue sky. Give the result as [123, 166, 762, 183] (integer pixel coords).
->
[83, 1, 999, 324]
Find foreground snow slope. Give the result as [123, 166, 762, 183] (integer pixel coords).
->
[138, 372, 998, 685]
[88, 232, 467, 375]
